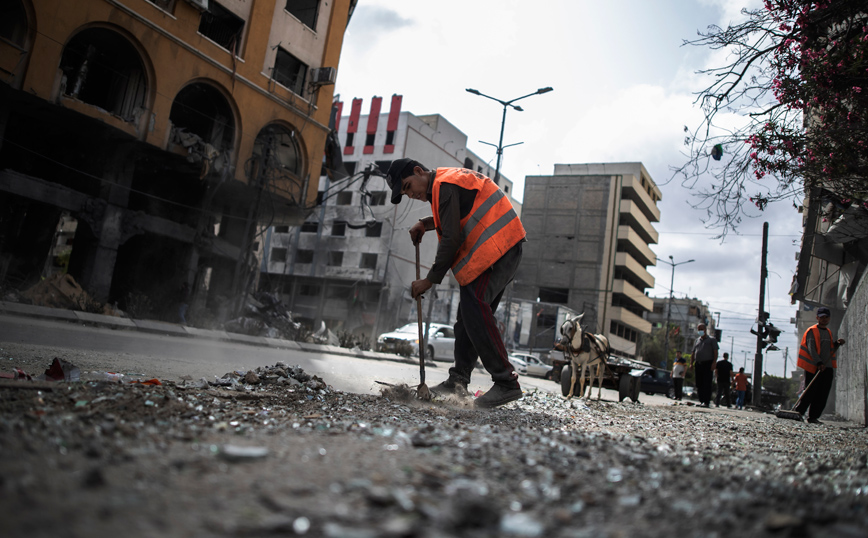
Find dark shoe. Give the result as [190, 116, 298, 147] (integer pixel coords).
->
[807, 417, 823, 424]
[475, 383, 522, 408]
[431, 377, 468, 397]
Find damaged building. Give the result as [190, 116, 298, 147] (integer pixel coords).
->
[0, 0, 355, 321]
[256, 94, 522, 339]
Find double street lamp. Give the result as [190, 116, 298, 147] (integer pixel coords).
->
[657, 255, 695, 365]
[465, 87, 553, 184]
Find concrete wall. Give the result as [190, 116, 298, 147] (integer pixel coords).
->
[836, 269, 868, 425]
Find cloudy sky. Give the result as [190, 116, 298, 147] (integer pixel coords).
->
[334, 0, 804, 377]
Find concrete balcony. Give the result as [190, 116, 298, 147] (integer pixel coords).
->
[619, 199, 658, 244]
[615, 252, 655, 289]
[609, 306, 652, 334]
[617, 226, 656, 266]
[613, 279, 653, 311]
[621, 176, 660, 223]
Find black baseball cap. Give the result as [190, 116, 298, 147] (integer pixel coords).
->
[386, 158, 424, 204]
[816, 306, 831, 317]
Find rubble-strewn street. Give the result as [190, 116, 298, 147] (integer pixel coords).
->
[1, 346, 867, 538]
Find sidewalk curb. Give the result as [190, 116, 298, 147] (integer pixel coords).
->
[0, 301, 412, 365]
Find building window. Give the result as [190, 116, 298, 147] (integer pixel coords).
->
[146, 0, 175, 11]
[345, 132, 354, 148]
[271, 247, 287, 262]
[385, 131, 395, 145]
[336, 192, 353, 205]
[59, 28, 148, 122]
[504, 185, 510, 193]
[274, 225, 290, 233]
[169, 83, 235, 154]
[315, 191, 324, 205]
[198, 1, 244, 55]
[285, 0, 319, 30]
[298, 283, 320, 296]
[365, 133, 375, 146]
[327, 285, 350, 299]
[331, 221, 346, 236]
[251, 124, 301, 181]
[538, 287, 569, 304]
[0, 0, 28, 46]
[343, 161, 356, 176]
[328, 251, 343, 266]
[365, 222, 383, 237]
[368, 191, 387, 206]
[300, 221, 318, 233]
[296, 249, 314, 263]
[273, 47, 308, 95]
[360, 253, 378, 269]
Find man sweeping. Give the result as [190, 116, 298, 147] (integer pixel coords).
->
[386, 159, 525, 408]
[796, 307, 845, 424]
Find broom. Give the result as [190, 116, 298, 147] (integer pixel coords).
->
[775, 369, 821, 420]
[414, 242, 431, 401]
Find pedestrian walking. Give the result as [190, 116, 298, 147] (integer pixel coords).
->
[715, 352, 734, 408]
[796, 306, 845, 424]
[734, 367, 748, 410]
[387, 159, 526, 408]
[691, 322, 718, 407]
[671, 352, 686, 401]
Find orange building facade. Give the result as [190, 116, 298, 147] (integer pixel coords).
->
[0, 0, 354, 318]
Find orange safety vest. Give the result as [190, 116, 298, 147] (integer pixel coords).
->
[430, 168, 526, 285]
[797, 324, 837, 373]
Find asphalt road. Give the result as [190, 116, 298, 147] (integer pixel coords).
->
[0, 313, 675, 405]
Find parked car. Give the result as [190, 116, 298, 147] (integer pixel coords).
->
[640, 368, 675, 398]
[682, 385, 696, 399]
[376, 323, 455, 361]
[508, 352, 553, 379]
[507, 355, 528, 376]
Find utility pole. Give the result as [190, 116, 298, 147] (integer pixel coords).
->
[783, 347, 789, 379]
[658, 256, 695, 368]
[753, 222, 769, 406]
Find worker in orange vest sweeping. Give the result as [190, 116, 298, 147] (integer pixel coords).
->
[386, 158, 526, 408]
[796, 306, 845, 424]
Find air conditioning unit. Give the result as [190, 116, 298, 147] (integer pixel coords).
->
[309, 67, 337, 86]
[185, 0, 209, 11]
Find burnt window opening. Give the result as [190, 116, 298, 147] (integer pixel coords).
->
[345, 132, 354, 148]
[146, 0, 175, 12]
[273, 47, 307, 95]
[360, 253, 377, 270]
[300, 221, 318, 233]
[365, 133, 375, 146]
[298, 282, 319, 295]
[336, 192, 352, 205]
[274, 225, 290, 233]
[331, 221, 346, 236]
[251, 124, 302, 186]
[365, 222, 383, 237]
[1, 0, 28, 46]
[385, 131, 395, 145]
[169, 83, 235, 154]
[328, 251, 343, 266]
[538, 287, 569, 304]
[271, 247, 287, 262]
[368, 191, 386, 206]
[285, 0, 319, 30]
[59, 28, 148, 122]
[296, 250, 314, 264]
[198, 1, 244, 55]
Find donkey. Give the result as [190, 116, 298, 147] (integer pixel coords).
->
[559, 313, 610, 400]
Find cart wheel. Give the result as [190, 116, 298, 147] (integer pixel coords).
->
[560, 365, 572, 397]
[618, 374, 630, 402]
[630, 376, 641, 402]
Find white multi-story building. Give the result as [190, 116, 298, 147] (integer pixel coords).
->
[258, 95, 520, 338]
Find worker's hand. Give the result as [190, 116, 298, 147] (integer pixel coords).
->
[409, 221, 426, 245]
[836, 338, 846, 346]
[818, 362, 826, 372]
[411, 278, 432, 299]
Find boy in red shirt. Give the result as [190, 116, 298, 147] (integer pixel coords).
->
[734, 367, 748, 410]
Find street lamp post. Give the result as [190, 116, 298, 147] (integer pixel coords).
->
[657, 256, 695, 367]
[465, 87, 553, 184]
